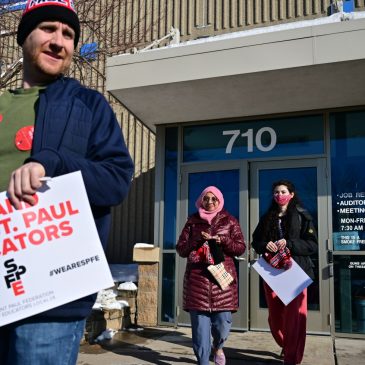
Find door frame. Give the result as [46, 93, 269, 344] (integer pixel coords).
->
[177, 161, 249, 330]
[249, 158, 331, 334]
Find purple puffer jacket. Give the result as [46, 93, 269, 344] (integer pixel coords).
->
[176, 209, 246, 312]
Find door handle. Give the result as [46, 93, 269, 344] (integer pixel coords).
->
[235, 256, 246, 261]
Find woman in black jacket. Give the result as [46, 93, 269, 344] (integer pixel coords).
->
[251, 180, 318, 365]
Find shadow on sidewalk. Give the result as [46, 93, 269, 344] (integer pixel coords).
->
[224, 347, 283, 364]
[80, 328, 196, 364]
[80, 327, 284, 364]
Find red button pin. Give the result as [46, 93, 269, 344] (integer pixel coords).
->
[15, 126, 34, 151]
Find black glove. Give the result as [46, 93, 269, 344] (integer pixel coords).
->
[208, 239, 225, 264]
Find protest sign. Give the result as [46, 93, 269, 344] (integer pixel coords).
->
[0, 171, 114, 326]
[252, 257, 313, 305]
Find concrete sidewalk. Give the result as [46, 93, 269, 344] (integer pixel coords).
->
[76, 326, 364, 365]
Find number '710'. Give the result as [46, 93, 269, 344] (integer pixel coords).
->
[223, 127, 277, 154]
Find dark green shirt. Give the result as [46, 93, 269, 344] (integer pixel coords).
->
[0, 87, 41, 192]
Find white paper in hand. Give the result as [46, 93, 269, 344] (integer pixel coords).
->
[252, 257, 313, 305]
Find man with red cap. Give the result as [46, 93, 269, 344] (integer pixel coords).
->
[0, 1, 134, 364]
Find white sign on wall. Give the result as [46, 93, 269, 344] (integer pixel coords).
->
[0, 171, 114, 326]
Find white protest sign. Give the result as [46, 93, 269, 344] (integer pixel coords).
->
[252, 257, 313, 305]
[0, 171, 114, 326]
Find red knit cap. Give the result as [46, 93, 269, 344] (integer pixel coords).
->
[17, 0, 80, 47]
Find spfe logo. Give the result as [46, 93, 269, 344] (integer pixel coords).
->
[3, 259, 27, 296]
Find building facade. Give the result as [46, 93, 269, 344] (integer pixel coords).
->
[106, 0, 365, 339]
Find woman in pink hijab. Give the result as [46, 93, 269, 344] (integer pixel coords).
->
[176, 186, 245, 365]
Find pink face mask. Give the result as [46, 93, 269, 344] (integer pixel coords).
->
[274, 194, 293, 206]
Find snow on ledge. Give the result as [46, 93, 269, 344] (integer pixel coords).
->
[138, 11, 365, 53]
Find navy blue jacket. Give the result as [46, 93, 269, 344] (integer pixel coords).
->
[23, 77, 134, 320]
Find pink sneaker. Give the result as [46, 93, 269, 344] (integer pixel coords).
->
[213, 351, 226, 365]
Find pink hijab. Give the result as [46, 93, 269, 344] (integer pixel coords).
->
[195, 186, 224, 224]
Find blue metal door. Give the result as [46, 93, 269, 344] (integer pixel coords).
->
[250, 159, 330, 333]
[178, 162, 249, 329]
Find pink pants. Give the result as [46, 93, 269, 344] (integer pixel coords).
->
[264, 282, 307, 365]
